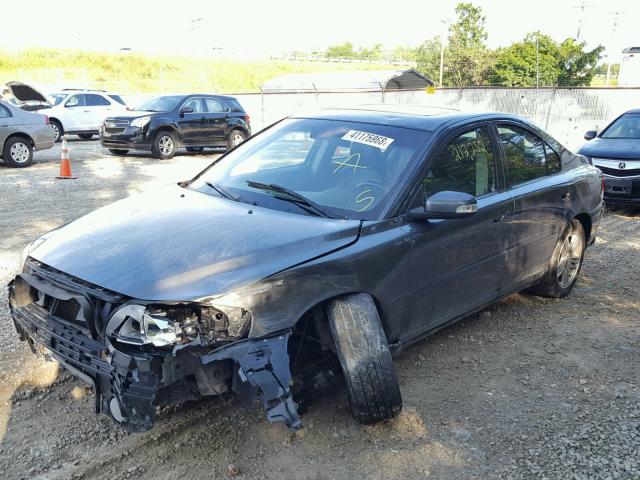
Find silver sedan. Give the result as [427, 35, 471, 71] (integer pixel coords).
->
[1, 99, 54, 167]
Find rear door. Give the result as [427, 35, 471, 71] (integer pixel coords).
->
[494, 122, 569, 287]
[203, 97, 230, 143]
[83, 94, 113, 130]
[401, 122, 514, 339]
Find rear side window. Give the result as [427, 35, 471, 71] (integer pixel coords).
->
[0, 104, 11, 118]
[205, 98, 229, 113]
[108, 95, 126, 106]
[85, 94, 111, 106]
[498, 125, 559, 185]
[423, 126, 497, 198]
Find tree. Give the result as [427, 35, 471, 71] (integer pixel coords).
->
[490, 33, 561, 87]
[446, 2, 490, 86]
[325, 42, 356, 59]
[556, 39, 603, 86]
[415, 37, 442, 83]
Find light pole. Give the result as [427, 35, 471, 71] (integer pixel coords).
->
[439, 19, 451, 87]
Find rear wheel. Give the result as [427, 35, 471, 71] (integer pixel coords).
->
[152, 131, 177, 159]
[108, 149, 129, 156]
[78, 133, 93, 140]
[326, 293, 402, 425]
[49, 120, 62, 143]
[186, 147, 204, 153]
[528, 219, 585, 298]
[3, 137, 33, 168]
[226, 129, 246, 150]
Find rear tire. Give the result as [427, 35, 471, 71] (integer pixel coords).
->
[108, 149, 129, 155]
[49, 120, 63, 143]
[152, 131, 177, 159]
[3, 137, 33, 168]
[326, 293, 402, 425]
[78, 133, 93, 140]
[226, 129, 246, 150]
[528, 219, 585, 298]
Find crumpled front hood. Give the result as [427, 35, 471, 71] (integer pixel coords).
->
[30, 185, 361, 301]
[578, 138, 640, 160]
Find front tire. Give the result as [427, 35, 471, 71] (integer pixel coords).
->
[3, 137, 33, 168]
[226, 129, 246, 150]
[528, 219, 585, 298]
[326, 293, 402, 425]
[152, 131, 177, 160]
[108, 149, 129, 155]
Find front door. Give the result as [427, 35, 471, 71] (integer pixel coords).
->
[178, 97, 207, 144]
[401, 124, 515, 339]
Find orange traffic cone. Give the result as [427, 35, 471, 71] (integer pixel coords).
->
[56, 137, 77, 179]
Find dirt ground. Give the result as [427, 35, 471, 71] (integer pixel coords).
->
[0, 140, 638, 480]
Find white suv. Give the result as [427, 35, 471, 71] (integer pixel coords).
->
[5, 83, 128, 142]
[44, 91, 128, 141]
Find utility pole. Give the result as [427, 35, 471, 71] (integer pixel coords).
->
[606, 10, 626, 86]
[439, 19, 451, 87]
[573, 2, 594, 40]
[536, 34, 540, 88]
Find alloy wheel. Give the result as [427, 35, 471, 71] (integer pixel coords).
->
[159, 135, 174, 156]
[10, 142, 30, 164]
[50, 124, 60, 141]
[557, 225, 584, 288]
[231, 131, 244, 147]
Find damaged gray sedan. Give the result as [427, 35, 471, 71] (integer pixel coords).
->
[9, 107, 603, 431]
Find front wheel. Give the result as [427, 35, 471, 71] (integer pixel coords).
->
[108, 149, 129, 156]
[152, 131, 177, 160]
[326, 293, 402, 425]
[3, 137, 33, 167]
[528, 219, 585, 298]
[226, 129, 246, 150]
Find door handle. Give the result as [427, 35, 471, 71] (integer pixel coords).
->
[562, 192, 571, 201]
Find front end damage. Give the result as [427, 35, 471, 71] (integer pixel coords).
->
[8, 259, 301, 432]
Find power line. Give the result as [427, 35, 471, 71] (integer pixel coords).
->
[572, 2, 595, 40]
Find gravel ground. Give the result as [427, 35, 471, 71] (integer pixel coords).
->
[0, 140, 638, 480]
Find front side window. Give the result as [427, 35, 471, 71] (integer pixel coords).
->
[65, 95, 85, 107]
[422, 126, 497, 198]
[498, 125, 549, 185]
[600, 113, 640, 139]
[182, 97, 204, 113]
[0, 104, 11, 118]
[189, 118, 429, 219]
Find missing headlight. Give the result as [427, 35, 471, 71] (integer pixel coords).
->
[107, 304, 251, 348]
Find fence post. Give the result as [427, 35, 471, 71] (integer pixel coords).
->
[259, 86, 265, 124]
[379, 82, 385, 103]
[312, 83, 319, 109]
[545, 87, 557, 130]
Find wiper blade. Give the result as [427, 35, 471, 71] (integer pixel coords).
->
[246, 181, 332, 218]
[205, 181, 240, 202]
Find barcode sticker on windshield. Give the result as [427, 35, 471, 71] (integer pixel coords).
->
[342, 130, 394, 150]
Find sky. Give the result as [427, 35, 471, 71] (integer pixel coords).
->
[1, 0, 639, 60]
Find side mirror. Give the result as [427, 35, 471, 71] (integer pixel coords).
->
[180, 107, 194, 115]
[584, 130, 597, 141]
[408, 191, 478, 221]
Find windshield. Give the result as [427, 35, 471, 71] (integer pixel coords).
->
[48, 93, 67, 106]
[189, 118, 428, 219]
[136, 95, 183, 112]
[601, 114, 640, 139]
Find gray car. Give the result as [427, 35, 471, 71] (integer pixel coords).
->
[0, 99, 55, 167]
[9, 108, 603, 432]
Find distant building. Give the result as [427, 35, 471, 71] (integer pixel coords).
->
[618, 47, 640, 87]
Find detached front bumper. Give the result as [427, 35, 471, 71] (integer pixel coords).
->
[9, 277, 301, 432]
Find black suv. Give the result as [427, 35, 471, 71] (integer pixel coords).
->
[100, 94, 251, 159]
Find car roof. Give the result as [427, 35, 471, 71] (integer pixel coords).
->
[293, 106, 512, 132]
